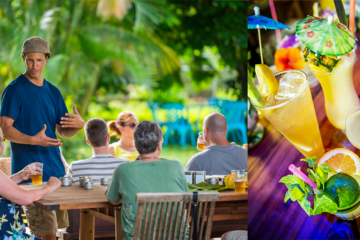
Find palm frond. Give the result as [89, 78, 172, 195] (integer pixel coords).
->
[78, 25, 179, 75]
[42, 54, 69, 86]
[133, 0, 173, 33]
[96, 0, 133, 20]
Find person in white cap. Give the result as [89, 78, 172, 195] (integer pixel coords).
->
[0, 37, 85, 240]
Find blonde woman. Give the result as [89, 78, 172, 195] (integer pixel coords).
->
[108, 111, 139, 161]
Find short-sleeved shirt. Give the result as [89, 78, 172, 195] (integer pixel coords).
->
[110, 143, 139, 161]
[106, 158, 189, 239]
[67, 154, 129, 183]
[184, 143, 248, 175]
[0, 74, 68, 182]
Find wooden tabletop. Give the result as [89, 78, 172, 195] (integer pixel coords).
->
[248, 49, 360, 240]
[20, 183, 246, 211]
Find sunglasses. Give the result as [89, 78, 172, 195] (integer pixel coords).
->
[122, 123, 137, 129]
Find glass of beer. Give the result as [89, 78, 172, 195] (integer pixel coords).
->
[30, 163, 43, 185]
[233, 170, 246, 193]
[197, 132, 206, 151]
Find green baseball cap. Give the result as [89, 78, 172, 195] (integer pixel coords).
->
[22, 37, 51, 57]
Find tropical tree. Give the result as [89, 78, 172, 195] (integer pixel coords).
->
[0, 0, 180, 115]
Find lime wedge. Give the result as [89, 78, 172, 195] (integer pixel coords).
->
[255, 64, 279, 98]
[324, 173, 360, 210]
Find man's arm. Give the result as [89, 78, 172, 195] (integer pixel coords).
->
[105, 188, 122, 205]
[0, 116, 62, 146]
[56, 105, 85, 138]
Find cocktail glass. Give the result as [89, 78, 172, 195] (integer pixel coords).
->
[345, 105, 360, 149]
[308, 53, 359, 149]
[252, 69, 325, 158]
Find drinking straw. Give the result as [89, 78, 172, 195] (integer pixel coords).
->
[334, 0, 348, 26]
[269, 0, 282, 42]
[288, 164, 317, 189]
[349, 0, 355, 35]
[313, 2, 319, 17]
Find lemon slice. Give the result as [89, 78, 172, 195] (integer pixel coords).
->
[255, 64, 279, 98]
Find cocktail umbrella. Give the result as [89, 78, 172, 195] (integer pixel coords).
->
[296, 15, 356, 56]
[248, 6, 291, 64]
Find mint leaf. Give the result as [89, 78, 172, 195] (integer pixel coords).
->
[316, 167, 327, 189]
[279, 175, 297, 185]
[287, 184, 306, 201]
[313, 192, 338, 215]
[305, 184, 314, 196]
[295, 174, 309, 195]
[318, 163, 335, 173]
[315, 163, 334, 191]
[284, 191, 290, 203]
[298, 197, 313, 216]
[301, 157, 317, 169]
[307, 168, 316, 183]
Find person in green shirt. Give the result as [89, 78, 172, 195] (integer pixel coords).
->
[106, 121, 189, 239]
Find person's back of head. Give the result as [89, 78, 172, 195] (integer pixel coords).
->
[85, 118, 108, 148]
[134, 121, 163, 155]
[204, 113, 228, 137]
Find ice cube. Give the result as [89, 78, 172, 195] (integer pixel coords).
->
[265, 94, 276, 107]
[275, 72, 305, 100]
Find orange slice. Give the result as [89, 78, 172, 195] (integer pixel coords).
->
[317, 148, 360, 175]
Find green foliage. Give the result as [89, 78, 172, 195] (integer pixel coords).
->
[279, 157, 339, 216]
[156, 1, 247, 100]
[0, 0, 245, 161]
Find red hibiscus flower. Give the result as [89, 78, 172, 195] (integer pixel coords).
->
[304, 24, 311, 29]
[275, 48, 305, 71]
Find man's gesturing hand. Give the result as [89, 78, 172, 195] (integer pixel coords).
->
[32, 124, 62, 147]
[60, 105, 85, 129]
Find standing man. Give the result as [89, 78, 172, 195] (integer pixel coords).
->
[184, 113, 247, 175]
[0, 37, 85, 240]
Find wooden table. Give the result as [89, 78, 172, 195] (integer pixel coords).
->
[248, 49, 360, 239]
[21, 183, 246, 239]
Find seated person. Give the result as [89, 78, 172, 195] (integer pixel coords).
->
[108, 111, 139, 161]
[106, 121, 189, 239]
[0, 128, 61, 240]
[185, 113, 247, 175]
[67, 118, 129, 183]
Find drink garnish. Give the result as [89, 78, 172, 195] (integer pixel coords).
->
[255, 64, 279, 98]
[279, 156, 360, 216]
[303, 47, 340, 72]
[317, 148, 360, 175]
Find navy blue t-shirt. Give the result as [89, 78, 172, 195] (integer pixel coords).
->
[0, 74, 68, 182]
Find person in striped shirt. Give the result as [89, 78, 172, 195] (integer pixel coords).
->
[67, 118, 129, 183]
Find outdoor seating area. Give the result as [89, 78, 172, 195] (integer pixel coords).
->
[0, 1, 248, 240]
[20, 183, 246, 240]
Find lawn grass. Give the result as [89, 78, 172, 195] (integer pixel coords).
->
[159, 144, 199, 167]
